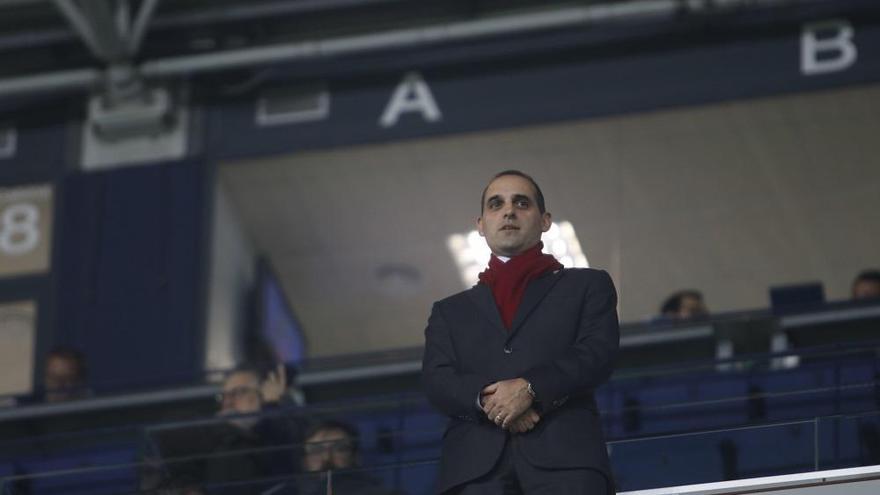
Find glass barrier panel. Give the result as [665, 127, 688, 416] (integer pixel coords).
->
[817, 411, 880, 471]
[201, 470, 328, 495]
[608, 420, 817, 492]
[12, 415, 880, 495]
[0, 438, 312, 495]
[0, 457, 140, 495]
[332, 459, 439, 495]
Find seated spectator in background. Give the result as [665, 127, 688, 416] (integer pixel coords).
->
[7, 346, 90, 407]
[43, 346, 90, 403]
[217, 365, 276, 430]
[660, 290, 709, 322]
[287, 420, 402, 495]
[204, 364, 304, 483]
[302, 420, 360, 472]
[147, 364, 303, 493]
[852, 270, 880, 300]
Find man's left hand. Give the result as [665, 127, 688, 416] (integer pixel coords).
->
[481, 378, 533, 429]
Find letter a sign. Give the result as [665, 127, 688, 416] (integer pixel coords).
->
[379, 72, 442, 128]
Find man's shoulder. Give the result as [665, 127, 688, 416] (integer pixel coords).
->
[434, 285, 480, 308]
[557, 267, 611, 284]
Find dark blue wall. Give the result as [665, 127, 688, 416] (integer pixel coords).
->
[55, 161, 207, 392]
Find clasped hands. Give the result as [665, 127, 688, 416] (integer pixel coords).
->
[481, 378, 540, 434]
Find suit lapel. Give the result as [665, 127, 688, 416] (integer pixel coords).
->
[466, 284, 507, 334]
[508, 270, 565, 338]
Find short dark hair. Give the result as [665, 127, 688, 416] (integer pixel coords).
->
[46, 346, 87, 380]
[480, 170, 546, 214]
[229, 363, 264, 382]
[853, 269, 880, 288]
[660, 290, 704, 315]
[304, 419, 360, 454]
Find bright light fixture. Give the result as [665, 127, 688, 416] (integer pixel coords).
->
[447, 221, 589, 288]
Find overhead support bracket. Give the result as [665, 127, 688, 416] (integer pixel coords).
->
[51, 0, 160, 63]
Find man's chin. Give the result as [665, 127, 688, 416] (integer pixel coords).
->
[492, 241, 535, 257]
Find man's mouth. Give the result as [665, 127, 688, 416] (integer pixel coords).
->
[500, 225, 519, 231]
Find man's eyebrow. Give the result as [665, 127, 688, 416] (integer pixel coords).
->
[485, 194, 503, 204]
[512, 194, 531, 203]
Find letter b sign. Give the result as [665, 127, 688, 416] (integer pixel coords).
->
[801, 19, 857, 76]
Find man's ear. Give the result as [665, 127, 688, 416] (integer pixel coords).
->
[476, 216, 485, 237]
[541, 212, 552, 232]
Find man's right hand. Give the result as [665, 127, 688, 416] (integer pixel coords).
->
[507, 408, 541, 434]
[481, 378, 533, 428]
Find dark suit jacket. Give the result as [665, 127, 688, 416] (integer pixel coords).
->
[422, 268, 619, 494]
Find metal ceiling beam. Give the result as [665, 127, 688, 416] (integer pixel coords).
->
[51, 0, 107, 59]
[149, 0, 396, 30]
[0, 0, 391, 51]
[140, 1, 681, 77]
[0, 0, 844, 97]
[50, 0, 160, 61]
[0, 67, 100, 95]
[115, 0, 130, 40]
[129, 0, 159, 54]
[0, 0, 43, 6]
[78, 0, 128, 61]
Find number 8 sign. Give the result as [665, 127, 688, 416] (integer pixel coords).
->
[0, 184, 52, 277]
[0, 203, 40, 255]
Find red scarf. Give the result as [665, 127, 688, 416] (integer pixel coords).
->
[478, 242, 563, 330]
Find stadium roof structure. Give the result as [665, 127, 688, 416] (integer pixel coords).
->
[0, 0, 836, 98]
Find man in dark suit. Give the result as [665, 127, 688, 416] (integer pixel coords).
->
[422, 170, 619, 494]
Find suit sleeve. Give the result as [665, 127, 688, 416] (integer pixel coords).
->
[521, 270, 620, 411]
[421, 301, 492, 421]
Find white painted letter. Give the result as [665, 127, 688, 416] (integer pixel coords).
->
[379, 72, 442, 128]
[0, 126, 16, 159]
[801, 19, 857, 76]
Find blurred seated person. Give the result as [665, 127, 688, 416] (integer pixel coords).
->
[208, 364, 305, 482]
[302, 420, 360, 473]
[148, 364, 304, 492]
[852, 269, 880, 301]
[44, 346, 90, 402]
[659, 290, 709, 322]
[270, 420, 403, 495]
[217, 365, 280, 429]
[21, 346, 91, 404]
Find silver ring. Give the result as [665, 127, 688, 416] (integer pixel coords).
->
[495, 415, 502, 422]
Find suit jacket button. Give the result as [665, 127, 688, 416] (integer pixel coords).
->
[503, 346, 512, 354]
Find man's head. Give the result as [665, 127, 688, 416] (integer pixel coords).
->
[302, 420, 359, 472]
[44, 347, 87, 403]
[217, 367, 264, 429]
[477, 170, 552, 257]
[852, 270, 880, 300]
[661, 290, 708, 320]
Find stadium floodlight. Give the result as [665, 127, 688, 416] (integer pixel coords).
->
[447, 221, 589, 288]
